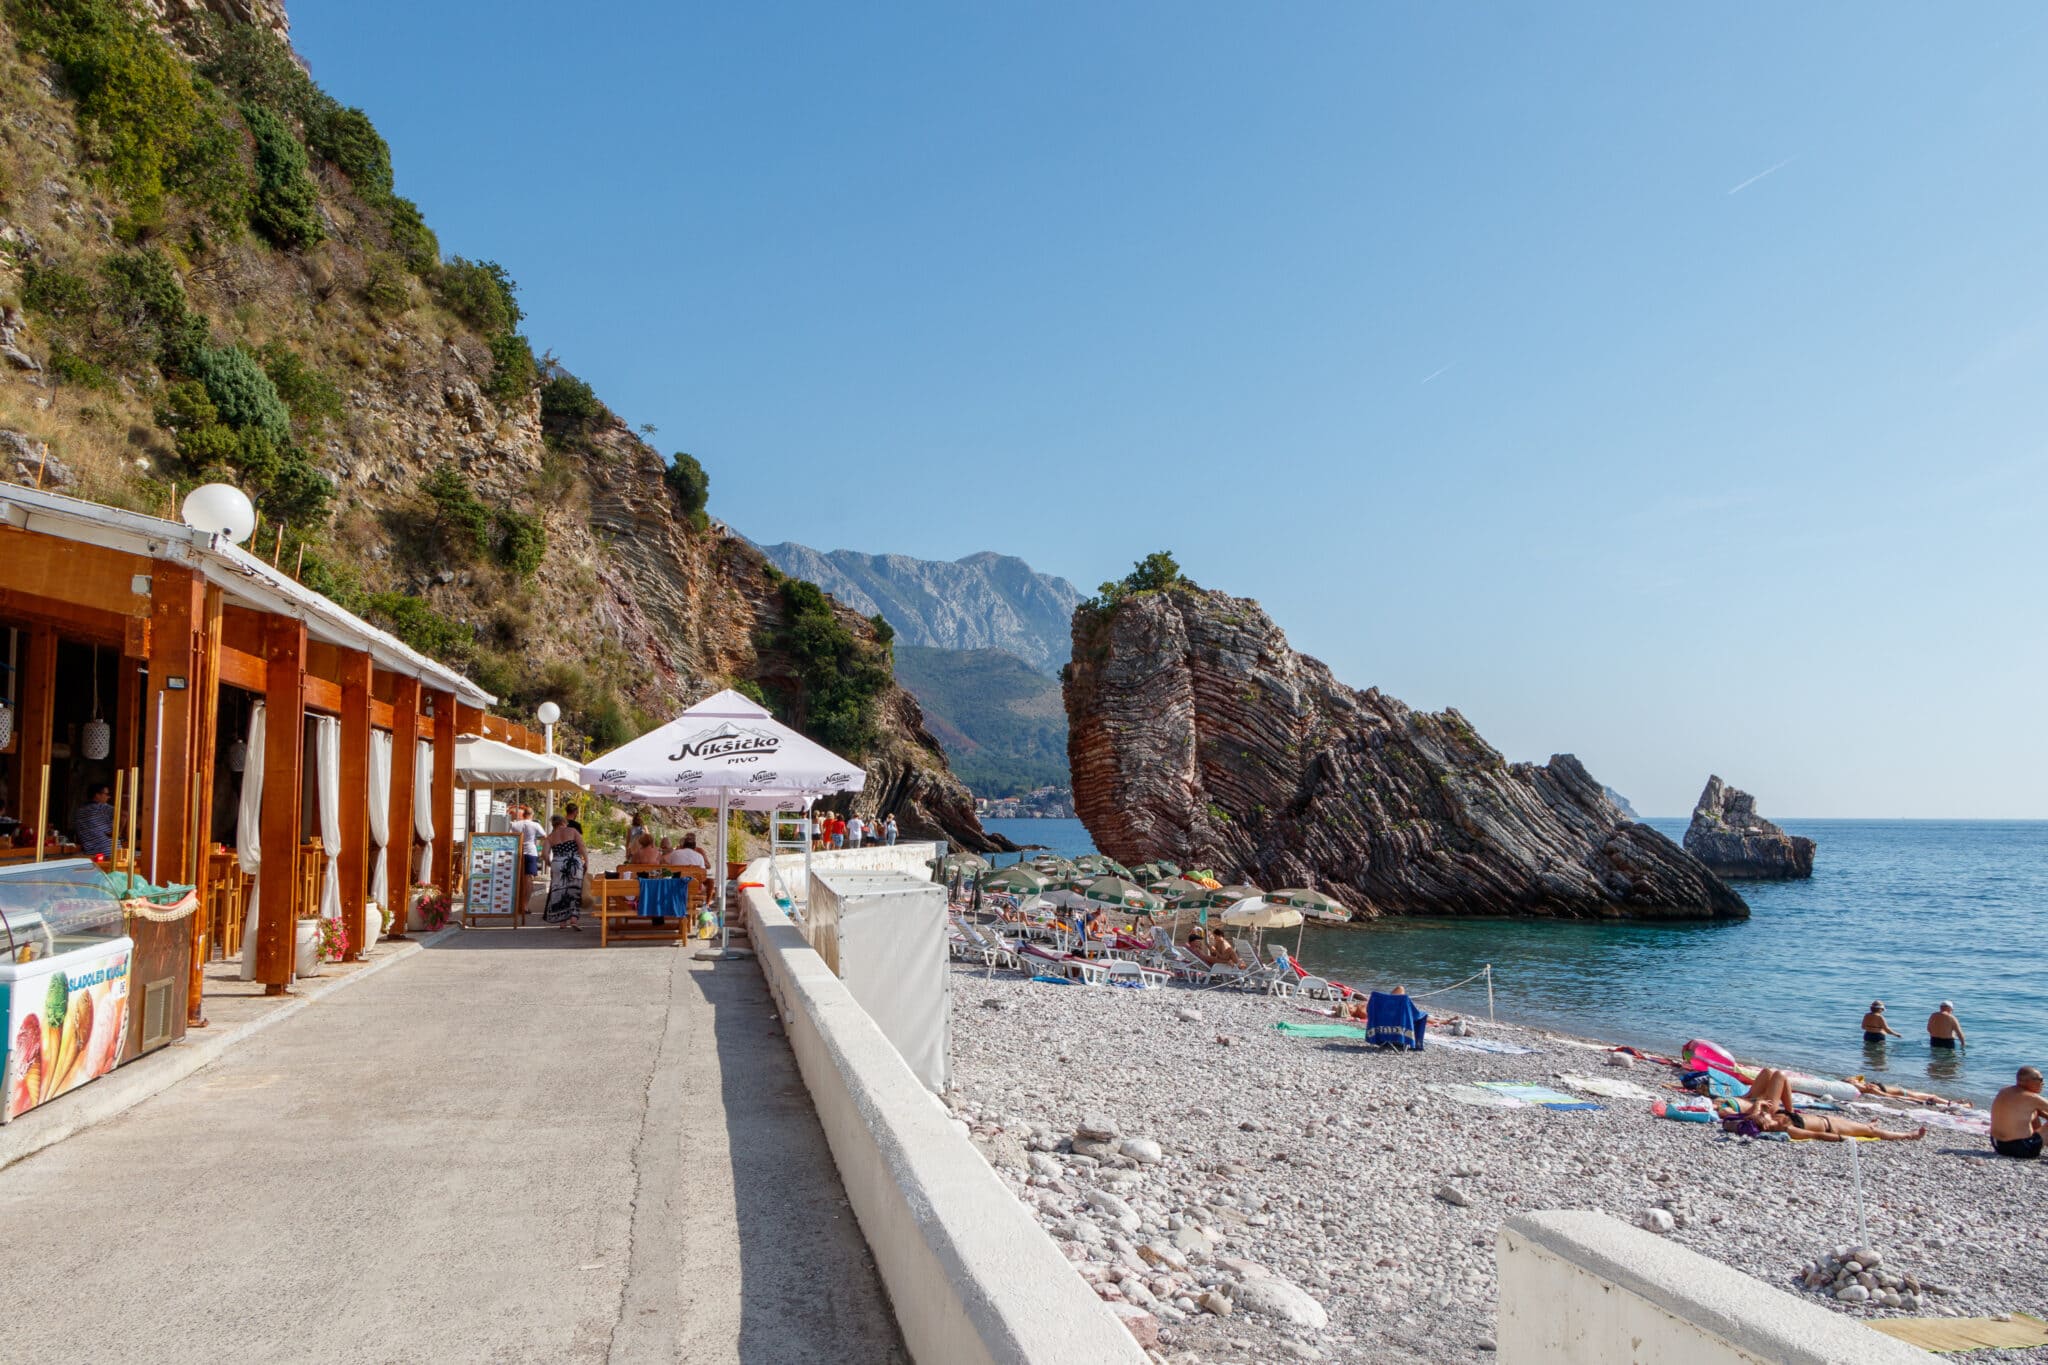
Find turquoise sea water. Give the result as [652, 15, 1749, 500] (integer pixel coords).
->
[979, 816, 2048, 1103]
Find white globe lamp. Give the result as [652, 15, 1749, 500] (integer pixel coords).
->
[180, 482, 258, 545]
[535, 701, 560, 725]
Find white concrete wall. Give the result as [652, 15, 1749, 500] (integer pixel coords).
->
[1498, 1211, 1936, 1365]
[742, 871, 1146, 1365]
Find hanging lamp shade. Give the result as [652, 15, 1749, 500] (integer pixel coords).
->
[0, 698, 12, 750]
[81, 644, 110, 760]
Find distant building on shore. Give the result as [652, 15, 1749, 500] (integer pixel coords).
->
[973, 786, 1075, 820]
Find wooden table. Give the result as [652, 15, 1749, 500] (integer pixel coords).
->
[586, 872, 707, 947]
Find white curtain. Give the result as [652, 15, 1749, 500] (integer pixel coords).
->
[315, 718, 342, 934]
[235, 703, 267, 980]
[368, 731, 393, 923]
[414, 738, 435, 885]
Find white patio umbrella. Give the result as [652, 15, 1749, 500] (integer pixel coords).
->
[1221, 896, 1307, 962]
[579, 689, 866, 952]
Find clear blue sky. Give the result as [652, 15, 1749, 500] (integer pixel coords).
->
[295, 2, 2047, 818]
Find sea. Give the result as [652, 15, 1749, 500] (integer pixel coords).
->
[978, 816, 2048, 1103]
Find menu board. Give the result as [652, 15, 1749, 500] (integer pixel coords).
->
[464, 833, 520, 923]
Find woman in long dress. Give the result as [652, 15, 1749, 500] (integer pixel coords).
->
[543, 813, 585, 930]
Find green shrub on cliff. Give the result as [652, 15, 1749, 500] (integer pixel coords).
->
[773, 578, 893, 757]
[663, 451, 709, 529]
[1080, 550, 1185, 615]
[191, 342, 290, 441]
[242, 103, 322, 247]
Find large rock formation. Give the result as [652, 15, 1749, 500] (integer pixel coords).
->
[1683, 777, 1814, 880]
[1064, 584, 1746, 920]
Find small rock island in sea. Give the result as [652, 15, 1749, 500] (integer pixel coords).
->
[1063, 567, 1747, 920]
[1682, 776, 1816, 880]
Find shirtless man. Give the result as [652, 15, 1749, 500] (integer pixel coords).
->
[1862, 1002, 1903, 1043]
[1928, 1002, 1967, 1049]
[1990, 1067, 2048, 1159]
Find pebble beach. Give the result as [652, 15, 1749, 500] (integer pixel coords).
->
[947, 961, 2048, 1364]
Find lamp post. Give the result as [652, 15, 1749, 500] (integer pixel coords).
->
[537, 701, 560, 819]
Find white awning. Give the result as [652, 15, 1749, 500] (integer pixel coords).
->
[453, 733, 584, 790]
[0, 484, 492, 707]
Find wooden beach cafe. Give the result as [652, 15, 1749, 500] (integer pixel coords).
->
[0, 483, 546, 1037]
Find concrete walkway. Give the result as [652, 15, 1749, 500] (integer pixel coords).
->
[0, 929, 906, 1364]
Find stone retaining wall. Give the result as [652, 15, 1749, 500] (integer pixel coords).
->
[742, 854, 1146, 1364]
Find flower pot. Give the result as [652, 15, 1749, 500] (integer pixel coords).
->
[294, 918, 321, 978]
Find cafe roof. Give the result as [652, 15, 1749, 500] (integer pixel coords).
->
[0, 483, 493, 707]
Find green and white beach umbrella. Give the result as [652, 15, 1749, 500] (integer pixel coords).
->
[1130, 862, 1167, 884]
[1220, 897, 1305, 930]
[1149, 877, 1209, 903]
[1270, 888, 1349, 919]
[932, 851, 991, 878]
[1080, 876, 1164, 912]
[982, 865, 1050, 894]
[1154, 860, 1182, 878]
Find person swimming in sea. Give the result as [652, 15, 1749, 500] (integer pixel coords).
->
[1862, 1001, 1903, 1044]
[1989, 1067, 2048, 1159]
[1928, 1001, 1967, 1049]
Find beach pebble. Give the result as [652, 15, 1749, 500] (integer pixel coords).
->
[1836, 1284, 1870, 1304]
[1028, 1152, 1061, 1179]
[1076, 1114, 1119, 1141]
[1107, 1302, 1160, 1349]
[1199, 1289, 1234, 1317]
[1637, 1209, 1675, 1235]
[1436, 1184, 1471, 1208]
[1120, 1137, 1164, 1165]
[1176, 1007, 1203, 1022]
[1233, 1275, 1331, 1330]
[1603, 1051, 1633, 1068]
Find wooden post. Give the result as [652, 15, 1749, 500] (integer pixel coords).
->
[431, 689, 455, 895]
[187, 586, 223, 1025]
[257, 614, 305, 993]
[338, 649, 371, 960]
[387, 675, 419, 938]
[15, 625, 56, 843]
[141, 565, 203, 885]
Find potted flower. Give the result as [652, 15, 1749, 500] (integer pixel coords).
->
[316, 916, 350, 963]
[413, 886, 453, 933]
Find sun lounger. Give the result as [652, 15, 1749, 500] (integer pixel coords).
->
[1105, 960, 1168, 990]
[1021, 941, 1109, 986]
[1268, 947, 1333, 1000]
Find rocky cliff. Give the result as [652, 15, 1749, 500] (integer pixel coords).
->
[754, 543, 1081, 674]
[1064, 583, 1747, 920]
[0, 0, 999, 849]
[1683, 777, 1814, 880]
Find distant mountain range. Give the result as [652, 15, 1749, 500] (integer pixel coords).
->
[752, 543, 1081, 675]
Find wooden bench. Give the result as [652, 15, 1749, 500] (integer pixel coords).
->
[587, 870, 709, 947]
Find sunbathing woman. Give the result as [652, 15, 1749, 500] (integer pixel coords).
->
[1719, 1070, 1925, 1141]
[1846, 1075, 1963, 1107]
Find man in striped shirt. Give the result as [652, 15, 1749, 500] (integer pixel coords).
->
[70, 783, 115, 858]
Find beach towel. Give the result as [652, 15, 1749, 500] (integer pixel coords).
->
[1365, 991, 1429, 1050]
[1430, 1083, 1528, 1109]
[1475, 1082, 1602, 1112]
[1560, 1073, 1653, 1101]
[1274, 1021, 1371, 1041]
[1850, 1100, 1990, 1136]
[1872, 1312, 2048, 1353]
[1430, 1035, 1536, 1056]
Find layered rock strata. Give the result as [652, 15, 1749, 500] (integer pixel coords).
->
[1064, 585, 1746, 920]
[1682, 777, 1814, 880]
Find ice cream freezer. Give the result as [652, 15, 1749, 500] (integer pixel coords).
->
[806, 870, 949, 1091]
[0, 860, 134, 1124]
